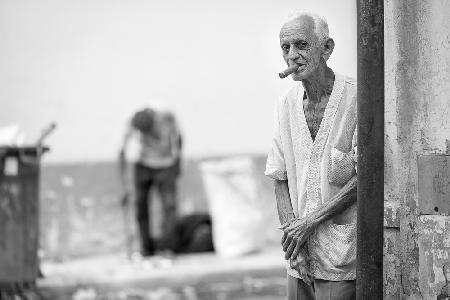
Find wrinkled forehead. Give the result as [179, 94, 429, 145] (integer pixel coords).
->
[279, 15, 316, 42]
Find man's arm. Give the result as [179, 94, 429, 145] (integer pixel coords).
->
[119, 126, 134, 193]
[274, 179, 294, 225]
[281, 176, 357, 260]
[274, 179, 299, 261]
[275, 179, 314, 284]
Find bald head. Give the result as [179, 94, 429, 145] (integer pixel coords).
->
[281, 12, 329, 45]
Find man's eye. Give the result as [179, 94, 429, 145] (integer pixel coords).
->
[281, 45, 290, 53]
[295, 41, 307, 49]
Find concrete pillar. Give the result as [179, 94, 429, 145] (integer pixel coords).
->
[384, 0, 450, 298]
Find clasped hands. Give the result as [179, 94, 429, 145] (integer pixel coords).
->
[279, 216, 316, 260]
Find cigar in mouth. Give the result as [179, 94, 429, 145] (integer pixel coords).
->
[278, 64, 300, 79]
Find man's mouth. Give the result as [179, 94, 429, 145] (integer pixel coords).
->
[293, 64, 305, 73]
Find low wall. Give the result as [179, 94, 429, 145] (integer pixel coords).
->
[39, 154, 280, 261]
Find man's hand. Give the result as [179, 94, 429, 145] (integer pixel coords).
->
[281, 176, 357, 261]
[291, 254, 313, 285]
[280, 217, 316, 260]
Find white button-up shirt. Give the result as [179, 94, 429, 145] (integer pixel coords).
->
[265, 73, 358, 281]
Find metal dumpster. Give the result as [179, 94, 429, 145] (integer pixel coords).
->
[0, 146, 47, 289]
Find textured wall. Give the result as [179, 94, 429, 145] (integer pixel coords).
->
[384, 0, 450, 298]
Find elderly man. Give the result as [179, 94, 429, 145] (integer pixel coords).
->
[265, 13, 357, 299]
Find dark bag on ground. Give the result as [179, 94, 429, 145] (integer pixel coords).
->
[171, 213, 214, 254]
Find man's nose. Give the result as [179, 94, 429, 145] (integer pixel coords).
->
[287, 46, 300, 60]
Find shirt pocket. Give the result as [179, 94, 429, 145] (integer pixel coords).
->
[314, 221, 357, 269]
[328, 148, 356, 186]
[327, 222, 357, 267]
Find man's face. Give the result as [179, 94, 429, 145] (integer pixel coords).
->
[279, 16, 323, 81]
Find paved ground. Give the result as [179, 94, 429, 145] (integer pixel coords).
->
[37, 247, 287, 300]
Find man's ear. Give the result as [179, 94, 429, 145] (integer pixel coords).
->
[322, 38, 335, 61]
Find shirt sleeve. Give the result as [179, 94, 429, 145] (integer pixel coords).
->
[265, 99, 287, 180]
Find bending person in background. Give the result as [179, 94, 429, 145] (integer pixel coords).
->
[120, 107, 182, 256]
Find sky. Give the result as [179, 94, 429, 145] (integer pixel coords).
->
[0, 0, 356, 163]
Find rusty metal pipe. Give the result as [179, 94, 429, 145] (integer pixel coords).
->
[356, 0, 384, 298]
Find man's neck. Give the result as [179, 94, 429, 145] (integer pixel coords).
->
[302, 63, 335, 103]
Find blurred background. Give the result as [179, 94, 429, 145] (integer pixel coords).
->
[0, 0, 356, 299]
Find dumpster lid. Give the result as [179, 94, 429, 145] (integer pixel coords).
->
[0, 146, 50, 156]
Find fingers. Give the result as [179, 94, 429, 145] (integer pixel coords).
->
[279, 222, 295, 243]
[282, 228, 298, 253]
[278, 221, 290, 231]
[284, 240, 296, 260]
[285, 235, 309, 261]
[282, 233, 291, 251]
[281, 230, 287, 245]
[290, 239, 302, 260]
